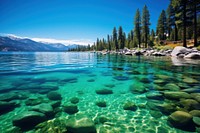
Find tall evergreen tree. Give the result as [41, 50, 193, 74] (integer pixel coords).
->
[118, 26, 125, 49]
[142, 5, 151, 48]
[156, 10, 167, 40]
[113, 27, 118, 51]
[107, 35, 111, 51]
[172, 0, 189, 47]
[96, 38, 100, 51]
[134, 9, 141, 48]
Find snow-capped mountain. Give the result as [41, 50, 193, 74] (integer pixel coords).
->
[0, 35, 78, 52]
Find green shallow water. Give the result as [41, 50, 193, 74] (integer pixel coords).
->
[0, 52, 200, 133]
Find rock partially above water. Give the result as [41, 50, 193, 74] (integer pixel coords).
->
[13, 111, 46, 130]
[171, 46, 190, 57]
[66, 115, 96, 133]
[95, 89, 113, 95]
[184, 53, 200, 59]
[168, 111, 193, 127]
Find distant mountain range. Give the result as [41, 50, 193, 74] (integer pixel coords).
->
[0, 36, 78, 52]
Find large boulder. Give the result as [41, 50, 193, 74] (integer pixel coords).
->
[184, 53, 200, 59]
[164, 91, 191, 100]
[13, 111, 46, 131]
[66, 115, 96, 133]
[171, 46, 190, 57]
[168, 111, 193, 127]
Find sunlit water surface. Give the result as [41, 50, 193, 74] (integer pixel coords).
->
[0, 52, 200, 133]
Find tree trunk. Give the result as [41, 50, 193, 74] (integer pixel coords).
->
[175, 24, 178, 41]
[194, 3, 197, 47]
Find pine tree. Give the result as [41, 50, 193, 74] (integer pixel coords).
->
[172, 0, 189, 47]
[118, 26, 125, 49]
[107, 35, 111, 51]
[113, 27, 118, 51]
[134, 9, 141, 48]
[156, 10, 167, 41]
[142, 5, 151, 48]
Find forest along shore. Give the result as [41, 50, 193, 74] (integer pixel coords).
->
[97, 46, 200, 60]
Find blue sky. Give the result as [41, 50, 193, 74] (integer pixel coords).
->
[0, 0, 169, 45]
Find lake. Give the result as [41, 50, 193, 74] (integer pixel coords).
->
[0, 52, 200, 133]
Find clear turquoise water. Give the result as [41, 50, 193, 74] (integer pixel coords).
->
[0, 52, 200, 133]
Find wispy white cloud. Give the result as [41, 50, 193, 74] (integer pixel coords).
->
[31, 38, 93, 46]
[0, 33, 94, 46]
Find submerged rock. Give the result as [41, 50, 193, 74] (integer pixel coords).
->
[95, 89, 113, 95]
[146, 92, 163, 100]
[25, 97, 45, 106]
[193, 116, 200, 126]
[123, 101, 137, 111]
[180, 99, 200, 111]
[114, 76, 129, 81]
[168, 111, 193, 127]
[129, 83, 147, 94]
[70, 97, 79, 104]
[63, 104, 79, 114]
[35, 117, 67, 133]
[0, 101, 18, 115]
[87, 79, 95, 82]
[0, 92, 24, 101]
[149, 110, 162, 118]
[164, 83, 180, 91]
[189, 110, 200, 117]
[95, 101, 107, 107]
[164, 91, 191, 100]
[29, 103, 54, 117]
[13, 111, 46, 131]
[104, 84, 115, 88]
[47, 91, 62, 101]
[66, 115, 96, 133]
[183, 77, 198, 84]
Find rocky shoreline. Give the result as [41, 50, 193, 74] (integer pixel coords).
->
[99, 46, 200, 59]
